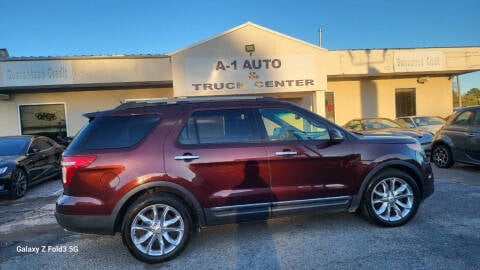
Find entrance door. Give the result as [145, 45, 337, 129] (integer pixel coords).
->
[396, 88, 416, 117]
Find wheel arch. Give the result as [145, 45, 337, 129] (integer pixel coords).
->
[113, 181, 206, 233]
[349, 160, 424, 212]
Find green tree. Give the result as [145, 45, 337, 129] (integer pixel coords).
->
[463, 88, 480, 106]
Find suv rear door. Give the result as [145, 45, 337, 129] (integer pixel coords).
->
[164, 108, 272, 223]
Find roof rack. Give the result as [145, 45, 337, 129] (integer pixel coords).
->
[115, 96, 272, 110]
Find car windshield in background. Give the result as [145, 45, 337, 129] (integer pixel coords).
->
[413, 116, 445, 126]
[362, 119, 401, 129]
[0, 138, 29, 156]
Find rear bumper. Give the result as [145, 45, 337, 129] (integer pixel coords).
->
[55, 210, 116, 235]
[55, 195, 116, 235]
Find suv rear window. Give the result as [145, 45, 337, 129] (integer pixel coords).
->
[69, 115, 160, 150]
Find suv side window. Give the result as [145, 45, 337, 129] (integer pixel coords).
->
[473, 110, 480, 126]
[259, 108, 330, 141]
[452, 111, 473, 126]
[179, 109, 259, 144]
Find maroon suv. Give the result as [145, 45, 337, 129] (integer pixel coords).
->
[55, 97, 434, 263]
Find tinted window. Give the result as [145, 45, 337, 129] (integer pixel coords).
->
[397, 118, 414, 128]
[259, 108, 330, 141]
[69, 115, 160, 150]
[30, 139, 52, 152]
[345, 120, 362, 130]
[473, 110, 480, 126]
[452, 111, 473, 126]
[0, 138, 30, 155]
[179, 109, 258, 144]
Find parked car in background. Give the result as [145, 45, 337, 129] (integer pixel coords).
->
[396, 116, 446, 134]
[0, 135, 64, 198]
[55, 97, 434, 263]
[431, 105, 480, 168]
[343, 117, 434, 152]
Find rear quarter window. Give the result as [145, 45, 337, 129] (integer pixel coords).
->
[69, 115, 160, 150]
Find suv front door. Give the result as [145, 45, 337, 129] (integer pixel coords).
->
[257, 107, 355, 216]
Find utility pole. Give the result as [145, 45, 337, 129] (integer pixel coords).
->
[456, 75, 462, 107]
[318, 28, 323, 47]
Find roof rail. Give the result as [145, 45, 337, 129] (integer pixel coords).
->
[115, 96, 271, 110]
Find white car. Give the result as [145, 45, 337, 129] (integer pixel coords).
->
[396, 116, 446, 134]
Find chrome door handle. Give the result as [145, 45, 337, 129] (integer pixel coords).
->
[275, 151, 298, 156]
[465, 133, 476, 137]
[174, 155, 200, 160]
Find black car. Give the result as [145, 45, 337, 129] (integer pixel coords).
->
[0, 135, 64, 198]
[431, 105, 480, 168]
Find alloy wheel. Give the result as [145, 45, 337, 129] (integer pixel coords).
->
[130, 204, 185, 256]
[370, 177, 414, 222]
[12, 169, 28, 198]
[432, 145, 452, 168]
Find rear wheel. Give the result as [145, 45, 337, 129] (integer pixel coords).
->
[432, 144, 454, 168]
[122, 193, 192, 263]
[361, 169, 420, 227]
[10, 168, 28, 199]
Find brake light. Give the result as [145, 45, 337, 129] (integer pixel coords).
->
[62, 156, 96, 187]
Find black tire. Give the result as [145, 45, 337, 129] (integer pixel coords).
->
[122, 193, 192, 263]
[361, 169, 420, 227]
[10, 168, 28, 199]
[431, 144, 454, 168]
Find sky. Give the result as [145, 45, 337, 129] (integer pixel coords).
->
[1, 0, 479, 93]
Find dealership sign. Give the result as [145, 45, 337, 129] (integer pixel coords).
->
[184, 55, 319, 93]
[1, 60, 74, 87]
[394, 51, 444, 72]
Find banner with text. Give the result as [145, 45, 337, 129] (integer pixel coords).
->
[1, 60, 74, 87]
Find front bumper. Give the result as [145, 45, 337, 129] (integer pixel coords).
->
[0, 174, 13, 195]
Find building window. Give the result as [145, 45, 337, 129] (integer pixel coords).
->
[18, 104, 67, 140]
[395, 88, 416, 117]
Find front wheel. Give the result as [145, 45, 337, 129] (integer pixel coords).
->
[432, 144, 454, 168]
[122, 193, 192, 263]
[10, 168, 28, 199]
[361, 169, 420, 227]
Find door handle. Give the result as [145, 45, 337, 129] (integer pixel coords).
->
[174, 155, 200, 160]
[465, 133, 476, 137]
[275, 151, 298, 156]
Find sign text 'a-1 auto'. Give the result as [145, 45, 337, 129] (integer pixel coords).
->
[185, 56, 318, 93]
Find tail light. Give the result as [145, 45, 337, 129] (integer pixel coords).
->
[62, 156, 96, 188]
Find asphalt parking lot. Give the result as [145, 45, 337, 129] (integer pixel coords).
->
[0, 164, 479, 269]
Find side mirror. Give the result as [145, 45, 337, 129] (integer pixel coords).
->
[28, 147, 40, 156]
[330, 128, 345, 143]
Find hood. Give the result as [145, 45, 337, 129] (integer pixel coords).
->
[354, 134, 417, 144]
[359, 128, 430, 139]
[418, 125, 443, 134]
[0, 155, 23, 164]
